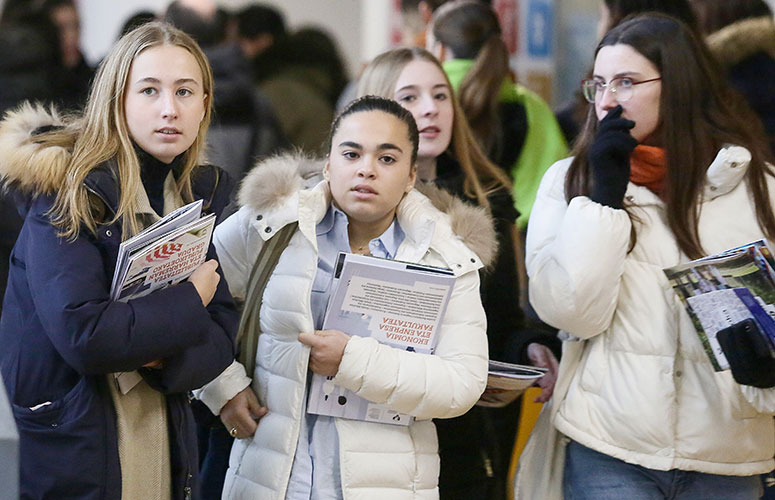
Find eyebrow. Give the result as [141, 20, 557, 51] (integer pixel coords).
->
[338, 141, 404, 153]
[394, 83, 449, 93]
[592, 71, 644, 80]
[134, 77, 201, 87]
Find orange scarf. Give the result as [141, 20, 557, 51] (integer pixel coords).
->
[630, 145, 667, 197]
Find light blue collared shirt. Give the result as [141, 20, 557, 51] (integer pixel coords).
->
[285, 205, 404, 500]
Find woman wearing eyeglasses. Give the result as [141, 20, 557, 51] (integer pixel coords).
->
[526, 13, 775, 500]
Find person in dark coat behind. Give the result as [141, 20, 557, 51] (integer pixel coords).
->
[0, 8, 62, 317]
[0, 22, 239, 500]
[165, 1, 288, 189]
[694, 0, 775, 154]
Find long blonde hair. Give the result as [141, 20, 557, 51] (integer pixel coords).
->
[47, 22, 214, 240]
[357, 47, 511, 209]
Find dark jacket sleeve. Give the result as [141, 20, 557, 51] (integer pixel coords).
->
[24, 200, 237, 387]
[142, 167, 240, 393]
[481, 188, 561, 364]
[141, 243, 239, 393]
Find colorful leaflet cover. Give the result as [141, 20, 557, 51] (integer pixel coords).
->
[663, 240, 775, 370]
[109, 199, 215, 302]
[307, 252, 456, 426]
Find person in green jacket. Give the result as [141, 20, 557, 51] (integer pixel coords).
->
[428, 0, 568, 229]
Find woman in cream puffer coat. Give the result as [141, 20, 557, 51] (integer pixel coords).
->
[525, 14, 775, 500]
[196, 97, 493, 500]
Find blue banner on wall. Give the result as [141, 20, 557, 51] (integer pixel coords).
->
[527, 0, 553, 58]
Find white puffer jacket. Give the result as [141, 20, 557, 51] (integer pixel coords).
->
[526, 146, 775, 476]
[197, 155, 491, 499]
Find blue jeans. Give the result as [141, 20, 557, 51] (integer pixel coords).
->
[563, 441, 762, 500]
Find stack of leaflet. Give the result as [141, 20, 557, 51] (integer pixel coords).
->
[110, 199, 215, 302]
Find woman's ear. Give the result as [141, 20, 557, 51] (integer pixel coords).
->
[430, 41, 447, 62]
[407, 165, 417, 191]
[323, 161, 331, 181]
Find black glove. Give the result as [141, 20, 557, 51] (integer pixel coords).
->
[588, 105, 638, 209]
[717, 318, 775, 388]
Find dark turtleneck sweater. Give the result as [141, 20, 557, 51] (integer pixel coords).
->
[136, 147, 184, 216]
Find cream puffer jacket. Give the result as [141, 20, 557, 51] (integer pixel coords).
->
[197, 154, 492, 499]
[526, 146, 775, 476]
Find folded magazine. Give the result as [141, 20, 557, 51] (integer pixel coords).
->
[663, 240, 775, 371]
[307, 252, 456, 426]
[109, 199, 215, 302]
[477, 360, 547, 408]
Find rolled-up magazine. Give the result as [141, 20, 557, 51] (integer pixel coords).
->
[477, 360, 547, 408]
[663, 240, 775, 371]
[110, 199, 215, 302]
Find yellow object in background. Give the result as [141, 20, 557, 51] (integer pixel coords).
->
[507, 387, 544, 500]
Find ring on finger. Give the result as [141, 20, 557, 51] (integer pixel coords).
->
[229, 427, 238, 438]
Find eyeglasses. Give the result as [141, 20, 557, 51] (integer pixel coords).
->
[580, 76, 661, 103]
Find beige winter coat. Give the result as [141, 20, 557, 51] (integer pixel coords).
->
[526, 147, 775, 476]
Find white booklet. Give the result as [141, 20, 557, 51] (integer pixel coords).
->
[307, 252, 456, 426]
[109, 199, 215, 302]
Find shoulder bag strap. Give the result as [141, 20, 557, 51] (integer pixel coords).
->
[236, 221, 298, 375]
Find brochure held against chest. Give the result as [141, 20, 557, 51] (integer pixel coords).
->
[663, 240, 775, 371]
[307, 252, 456, 426]
[109, 199, 215, 302]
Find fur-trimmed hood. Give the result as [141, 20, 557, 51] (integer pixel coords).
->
[0, 102, 69, 196]
[707, 16, 775, 68]
[236, 153, 498, 267]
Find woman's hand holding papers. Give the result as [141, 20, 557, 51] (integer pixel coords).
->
[299, 329, 350, 377]
[527, 343, 560, 403]
[188, 259, 220, 306]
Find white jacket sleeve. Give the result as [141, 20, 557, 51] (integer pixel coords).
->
[192, 360, 252, 414]
[526, 160, 632, 338]
[213, 207, 255, 301]
[333, 270, 488, 420]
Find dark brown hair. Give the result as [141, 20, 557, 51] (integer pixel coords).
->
[431, 0, 508, 153]
[602, 0, 698, 34]
[566, 14, 775, 259]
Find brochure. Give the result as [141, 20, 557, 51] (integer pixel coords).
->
[307, 252, 456, 426]
[477, 360, 547, 408]
[663, 240, 775, 371]
[109, 199, 215, 302]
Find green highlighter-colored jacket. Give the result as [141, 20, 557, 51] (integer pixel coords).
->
[443, 59, 568, 229]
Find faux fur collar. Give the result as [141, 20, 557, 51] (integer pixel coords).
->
[707, 16, 775, 68]
[0, 102, 69, 196]
[237, 153, 498, 267]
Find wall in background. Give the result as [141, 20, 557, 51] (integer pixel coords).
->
[78, 0, 366, 79]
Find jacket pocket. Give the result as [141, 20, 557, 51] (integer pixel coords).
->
[11, 376, 90, 428]
[578, 336, 607, 394]
[714, 371, 759, 420]
[12, 376, 110, 498]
